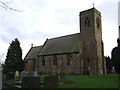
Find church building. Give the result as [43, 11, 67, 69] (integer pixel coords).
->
[24, 8, 106, 75]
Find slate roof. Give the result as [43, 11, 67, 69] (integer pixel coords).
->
[38, 33, 82, 56]
[24, 46, 42, 60]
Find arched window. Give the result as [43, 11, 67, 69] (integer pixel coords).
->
[96, 17, 100, 29]
[53, 56, 57, 65]
[42, 57, 45, 65]
[85, 17, 90, 27]
[67, 54, 72, 65]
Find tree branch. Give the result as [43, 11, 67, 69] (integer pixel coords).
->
[0, 0, 24, 12]
[5, 0, 14, 4]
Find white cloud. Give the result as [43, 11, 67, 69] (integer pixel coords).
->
[102, 19, 118, 57]
[118, 1, 120, 25]
[0, 40, 9, 62]
[0, 0, 119, 61]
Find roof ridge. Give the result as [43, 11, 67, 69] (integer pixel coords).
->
[24, 47, 32, 60]
[48, 33, 80, 40]
[32, 45, 42, 48]
[24, 45, 43, 60]
[38, 39, 48, 56]
[38, 33, 81, 56]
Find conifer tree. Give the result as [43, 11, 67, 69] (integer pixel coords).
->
[3, 38, 24, 74]
[105, 56, 112, 73]
[111, 39, 120, 73]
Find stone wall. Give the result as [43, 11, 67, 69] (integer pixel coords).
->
[24, 60, 35, 72]
[24, 8, 106, 75]
[37, 52, 84, 74]
[80, 8, 106, 75]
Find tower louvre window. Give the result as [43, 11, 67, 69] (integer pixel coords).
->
[96, 17, 100, 29]
[85, 17, 90, 27]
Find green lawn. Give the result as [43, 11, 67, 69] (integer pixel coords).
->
[57, 74, 119, 88]
[4, 74, 119, 88]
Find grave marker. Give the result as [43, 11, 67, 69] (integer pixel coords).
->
[15, 71, 19, 77]
[33, 71, 38, 76]
[22, 76, 41, 88]
[6, 72, 14, 80]
[20, 71, 28, 81]
[28, 71, 38, 77]
[27, 72, 33, 76]
[58, 72, 67, 79]
[44, 75, 59, 87]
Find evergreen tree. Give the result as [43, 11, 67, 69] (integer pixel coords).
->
[111, 39, 120, 73]
[105, 56, 112, 73]
[3, 38, 24, 74]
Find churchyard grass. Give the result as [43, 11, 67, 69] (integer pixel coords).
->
[3, 74, 119, 88]
[57, 74, 119, 88]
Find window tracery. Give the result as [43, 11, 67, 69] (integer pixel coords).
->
[67, 54, 72, 65]
[96, 17, 100, 29]
[42, 57, 45, 65]
[53, 56, 57, 65]
[85, 17, 90, 27]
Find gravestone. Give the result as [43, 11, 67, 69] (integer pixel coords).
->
[22, 76, 41, 88]
[44, 75, 59, 87]
[6, 72, 14, 80]
[28, 71, 38, 77]
[15, 71, 19, 77]
[27, 72, 33, 76]
[33, 71, 38, 76]
[20, 71, 28, 81]
[58, 72, 67, 79]
[0, 64, 2, 90]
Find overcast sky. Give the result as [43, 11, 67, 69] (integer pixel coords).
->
[0, 0, 119, 62]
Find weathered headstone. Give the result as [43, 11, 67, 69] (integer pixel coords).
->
[20, 71, 28, 81]
[22, 76, 41, 88]
[58, 72, 67, 79]
[44, 75, 59, 87]
[27, 72, 33, 76]
[6, 72, 14, 80]
[33, 71, 38, 76]
[15, 71, 19, 77]
[0, 64, 2, 90]
[27, 71, 38, 77]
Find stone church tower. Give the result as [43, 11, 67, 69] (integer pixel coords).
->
[80, 8, 106, 75]
[24, 8, 106, 75]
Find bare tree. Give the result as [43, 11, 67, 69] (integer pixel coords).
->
[0, 0, 23, 12]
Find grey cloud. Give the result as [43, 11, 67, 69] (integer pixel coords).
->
[98, 2, 117, 23]
[0, 26, 23, 43]
[22, 30, 61, 41]
[54, 8, 78, 26]
[0, 34, 10, 43]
